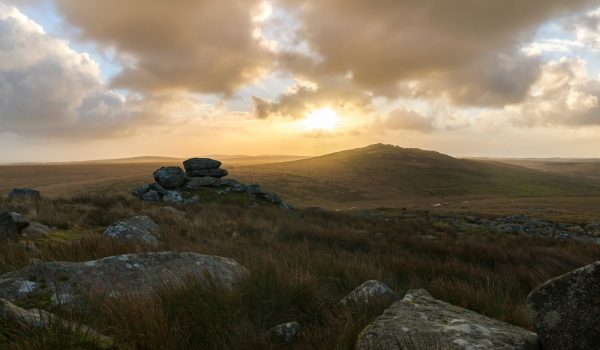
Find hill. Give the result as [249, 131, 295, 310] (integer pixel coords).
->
[230, 144, 600, 206]
[486, 158, 600, 181]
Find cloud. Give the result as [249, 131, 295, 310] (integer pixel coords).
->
[572, 7, 600, 50]
[524, 39, 584, 55]
[504, 58, 600, 127]
[379, 109, 437, 133]
[0, 5, 187, 139]
[54, 0, 274, 95]
[252, 78, 371, 119]
[0, 4, 126, 137]
[277, 0, 597, 108]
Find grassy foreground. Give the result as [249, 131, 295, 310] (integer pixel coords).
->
[1, 194, 599, 349]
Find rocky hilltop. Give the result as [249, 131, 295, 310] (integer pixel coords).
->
[132, 157, 287, 208]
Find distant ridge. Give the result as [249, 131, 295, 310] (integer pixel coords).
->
[231, 144, 600, 204]
[5, 155, 308, 166]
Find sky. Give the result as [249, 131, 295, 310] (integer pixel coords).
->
[2, 0, 600, 162]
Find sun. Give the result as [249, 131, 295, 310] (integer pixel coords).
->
[301, 107, 340, 131]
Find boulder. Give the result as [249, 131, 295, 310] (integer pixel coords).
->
[153, 167, 186, 189]
[0, 252, 248, 306]
[184, 195, 201, 204]
[150, 182, 169, 195]
[132, 184, 151, 198]
[183, 158, 222, 170]
[142, 190, 161, 202]
[221, 179, 240, 186]
[186, 168, 228, 178]
[527, 261, 600, 350]
[103, 215, 162, 245]
[8, 188, 40, 200]
[185, 176, 222, 189]
[9, 212, 30, 232]
[268, 322, 301, 345]
[247, 184, 265, 195]
[0, 209, 19, 240]
[585, 223, 600, 237]
[356, 289, 538, 350]
[231, 183, 248, 193]
[163, 190, 183, 204]
[1, 297, 52, 328]
[0, 298, 112, 343]
[21, 222, 53, 238]
[339, 280, 400, 305]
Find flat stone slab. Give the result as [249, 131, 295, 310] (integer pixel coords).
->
[356, 289, 538, 350]
[186, 168, 228, 178]
[183, 158, 222, 170]
[0, 252, 248, 306]
[527, 260, 600, 350]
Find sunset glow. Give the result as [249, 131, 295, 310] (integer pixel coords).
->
[301, 108, 340, 131]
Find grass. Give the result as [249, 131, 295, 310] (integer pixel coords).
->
[1, 193, 600, 349]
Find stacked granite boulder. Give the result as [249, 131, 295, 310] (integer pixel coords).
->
[132, 158, 288, 208]
[184, 158, 228, 178]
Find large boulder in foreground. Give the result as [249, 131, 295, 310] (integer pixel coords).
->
[356, 289, 538, 350]
[0, 252, 248, 306]
[103, 215, 162, 245]
[153, 167, 186, 189]
[183, 158, 222, 170]
[527, 261, 600, 350]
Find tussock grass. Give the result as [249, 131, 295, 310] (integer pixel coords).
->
[1, 194, 599, 349]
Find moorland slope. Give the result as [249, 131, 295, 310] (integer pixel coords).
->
[231, 144, 600, 206]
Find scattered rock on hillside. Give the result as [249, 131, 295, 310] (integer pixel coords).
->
[9, 212, 30, 233]
[339, 280, 400, 305]
[21, 222, 53, 238]
[153, 167, 186, 189]
[0, 252, 248, 306]
[268, 322, 301, 345]
[586, 223, 600, 237]
[103, 215, 162, 245]
[0, 210, 19, 240]
[356, 289, 538, 350]
[428, 214, 600, 243]
[527, 260, 600, 350]
[8, 188, 41, 200]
